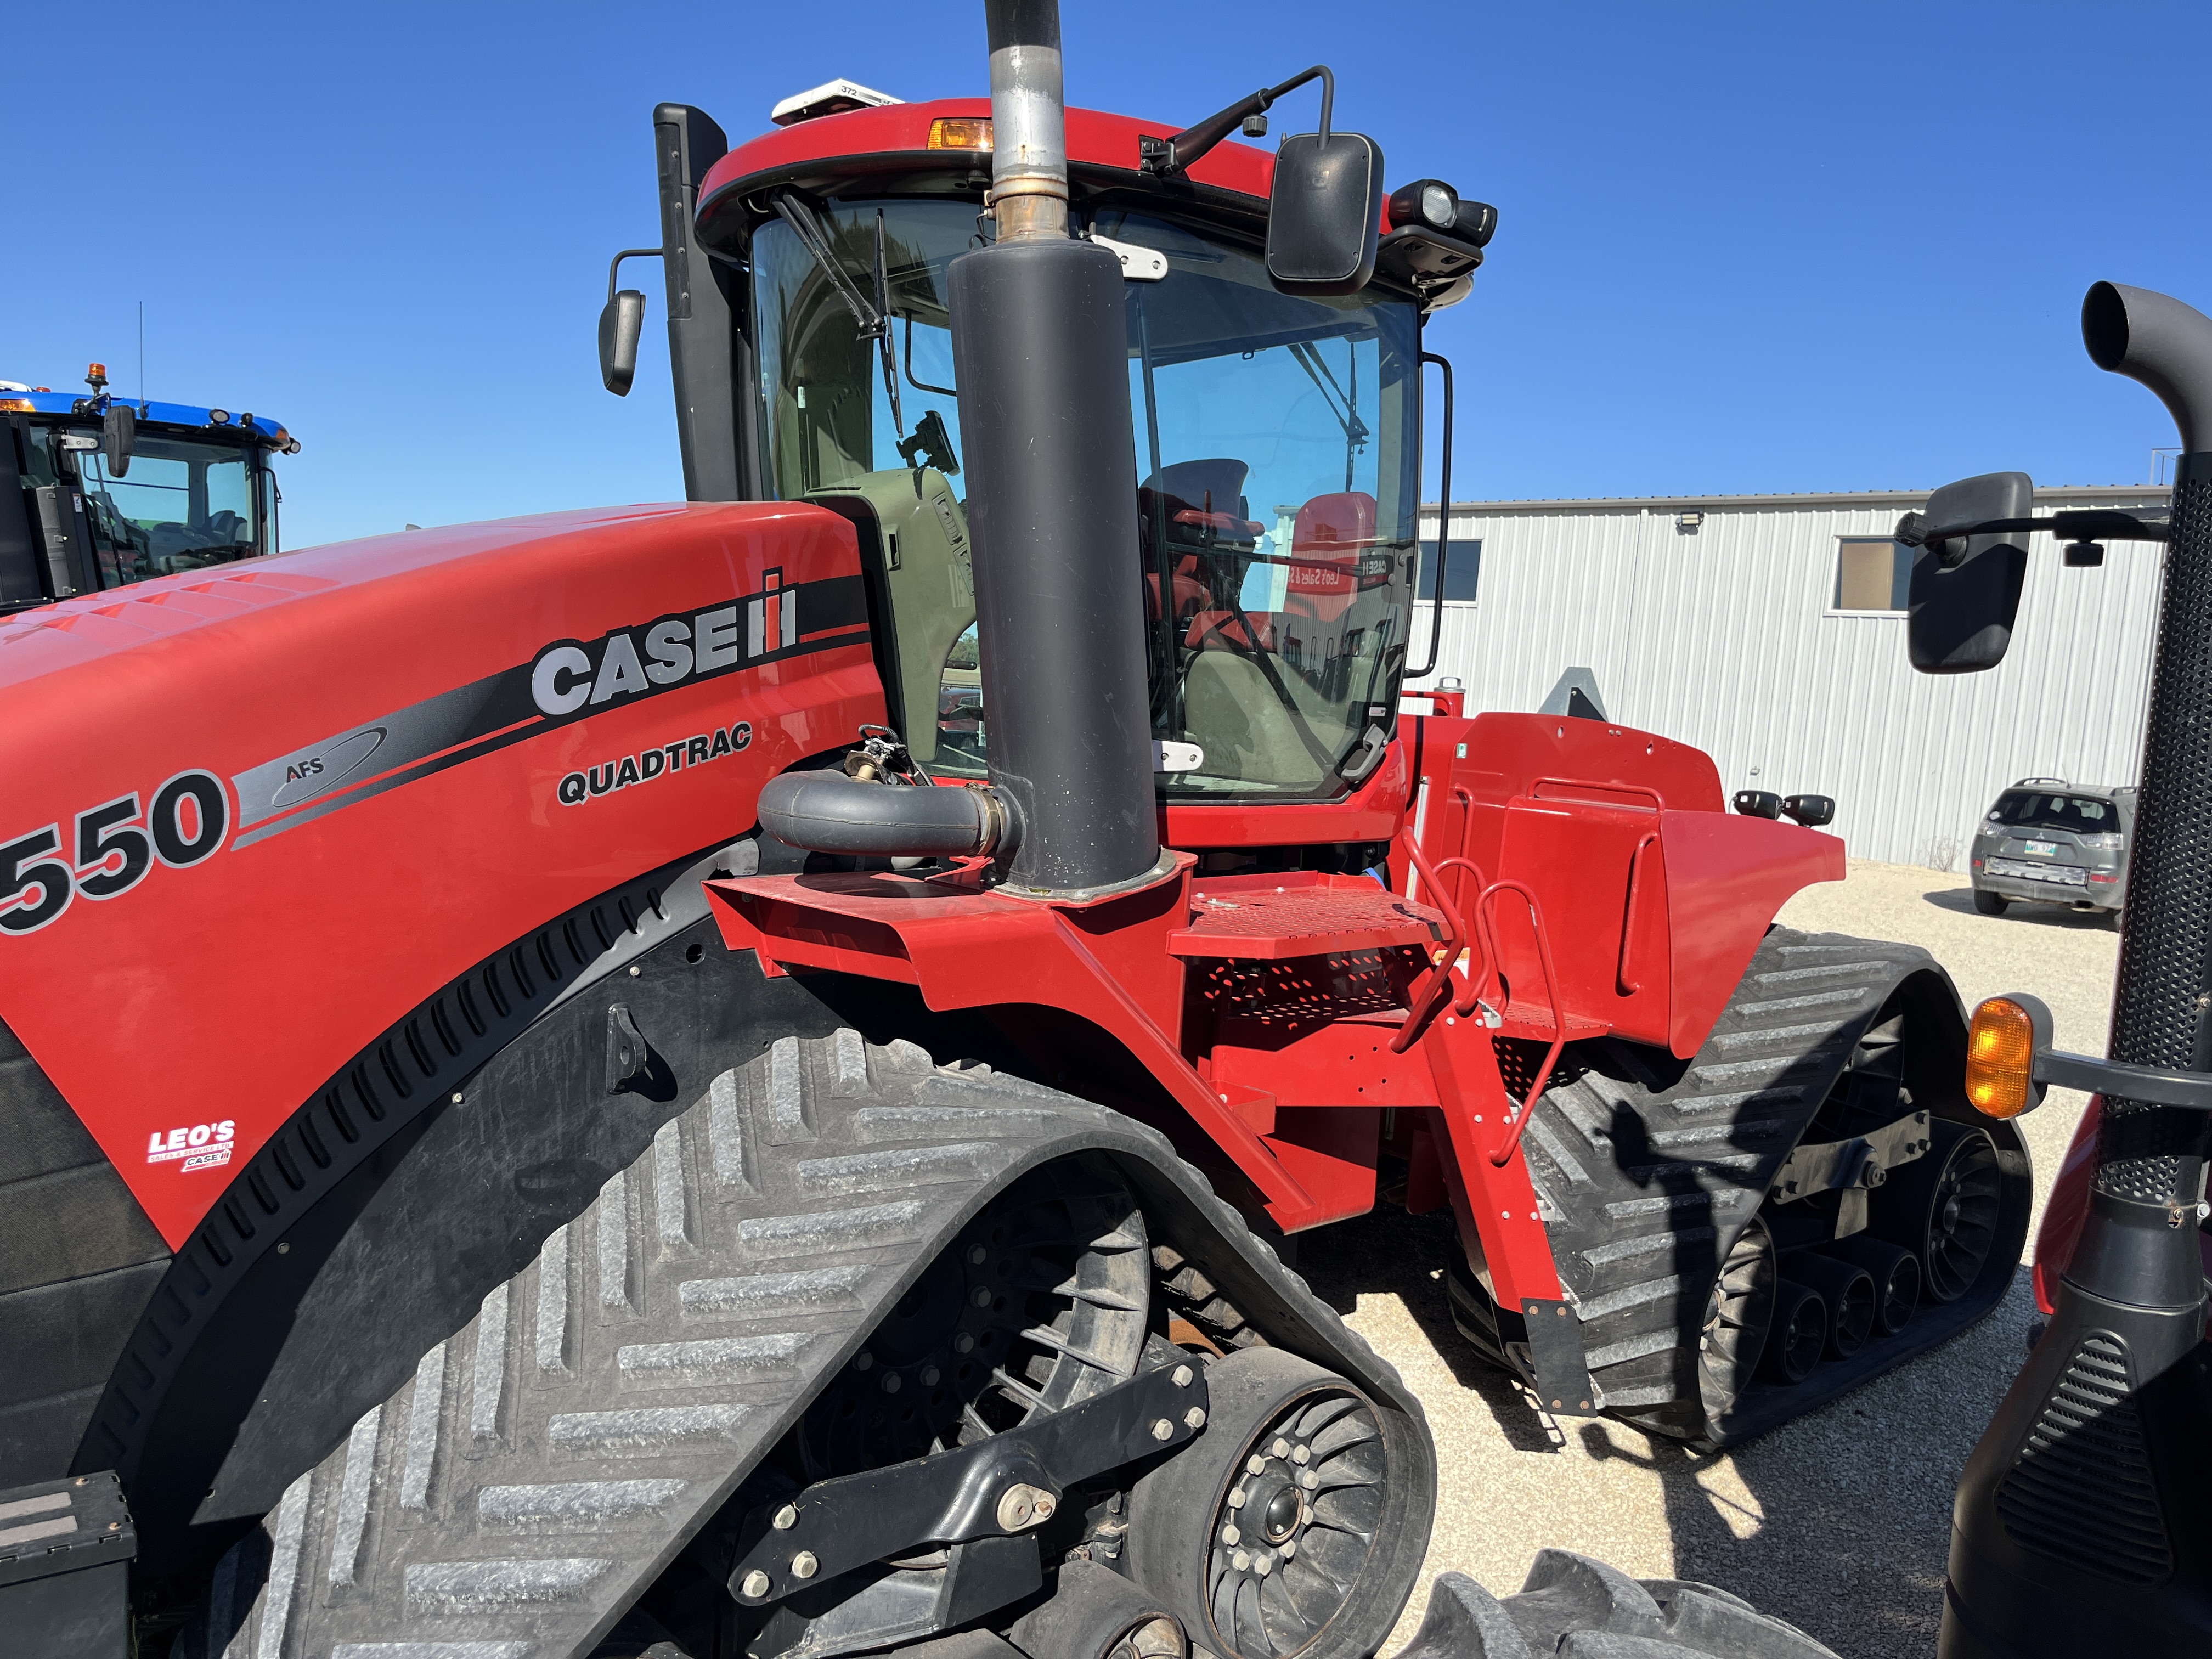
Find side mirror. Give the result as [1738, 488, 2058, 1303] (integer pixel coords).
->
[1906, 471, 2033, 674]
[1734, 790, 1782, 820]
[599, 289, 646, 397]
[1782, 793, 1835, 828]
[101, 403, 134, 478]
[1266, 130, 1385, 296]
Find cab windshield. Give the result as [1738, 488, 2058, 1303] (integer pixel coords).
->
[751, 198, 1420, 799]
[64, 430, 262, 586]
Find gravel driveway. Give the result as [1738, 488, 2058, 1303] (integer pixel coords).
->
[1313, 859, 2121, 1658]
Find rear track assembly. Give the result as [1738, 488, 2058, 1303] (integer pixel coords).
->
[175, 1031, 1434, 1659]
[1451, 927, 2030, 1447]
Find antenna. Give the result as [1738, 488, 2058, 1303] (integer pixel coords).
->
[138, 301, 145, 409]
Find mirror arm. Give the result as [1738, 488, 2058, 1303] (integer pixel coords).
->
[1897, 508, 2170, 565]
[1141, 64, 1334, 177]
[606, 247, 664, 306]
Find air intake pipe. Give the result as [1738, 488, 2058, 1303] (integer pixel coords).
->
[757, 770, 1018, 860]
[2081, 280, 2212, 455]
[761, 0, 1163, 898]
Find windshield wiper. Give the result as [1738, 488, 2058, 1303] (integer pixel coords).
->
[772, 194, 904, 437]
[1288, 340, 1371, 465]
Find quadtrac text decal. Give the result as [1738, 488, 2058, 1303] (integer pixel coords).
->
[558, 720, 754, 805]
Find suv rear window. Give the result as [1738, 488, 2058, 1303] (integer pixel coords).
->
[1989, 791, 2113, 833]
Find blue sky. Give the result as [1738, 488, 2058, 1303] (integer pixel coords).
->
[5, 2, 2201, 548]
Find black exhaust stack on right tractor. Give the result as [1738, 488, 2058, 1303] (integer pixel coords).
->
[1913, 283, 2212, 1657]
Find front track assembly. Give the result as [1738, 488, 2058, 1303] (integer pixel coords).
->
[1452, 927, 2031, 1447]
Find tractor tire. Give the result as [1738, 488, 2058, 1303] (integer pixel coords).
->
[1973, 889, 2008, 916]
[1396, 1552, 1840, 1659]
[1449, 927, 2031, 1447]
[171, 1031, 1434, 1659]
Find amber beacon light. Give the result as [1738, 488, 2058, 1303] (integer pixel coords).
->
[1965, 994, 2050, 1119]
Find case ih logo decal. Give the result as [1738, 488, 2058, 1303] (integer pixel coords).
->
[146, 1118, 238, 1173]
[528, 569, 809, 719]
[0, 771, 229, 935]
[558, 721, 754, 806]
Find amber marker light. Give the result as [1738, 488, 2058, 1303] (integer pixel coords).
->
[1966, 996, 2043, 1119]
[928, 117, 993, 151]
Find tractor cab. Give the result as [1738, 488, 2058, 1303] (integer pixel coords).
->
[0, 366, 297, 613]
[613, 94, 1489, 801]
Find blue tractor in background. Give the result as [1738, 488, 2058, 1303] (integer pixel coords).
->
[0, 363, 297, 614]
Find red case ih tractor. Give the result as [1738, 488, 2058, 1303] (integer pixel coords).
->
[0, 8, 2011, 1657]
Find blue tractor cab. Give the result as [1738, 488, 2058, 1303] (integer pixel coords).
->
[0, 363, 298, 613]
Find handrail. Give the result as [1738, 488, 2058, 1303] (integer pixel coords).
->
[1528, 776, 1666, 812]
[1391, 828, 1466, 1053]
[1616, 830, 1660, 996]
[1474, 880, 1568, 1166]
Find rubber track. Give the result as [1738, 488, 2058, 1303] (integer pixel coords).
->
[1518, 927, 1952, 1442]
[177, 1031, 1429, 1659]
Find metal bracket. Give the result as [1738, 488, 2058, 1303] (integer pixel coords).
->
[726, 1361, 1208, 1605]
[1766, 1110, 1931, 1204]
[2036, 1048, 2212, 1111]
[604, 1004, 650, 1094]
[1521, 1298, 1598, 1417]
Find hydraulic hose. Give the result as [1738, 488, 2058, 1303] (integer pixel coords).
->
[757, 771, 1020, 860]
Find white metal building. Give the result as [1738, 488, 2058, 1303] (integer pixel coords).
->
[1407, 486, 2169, 872]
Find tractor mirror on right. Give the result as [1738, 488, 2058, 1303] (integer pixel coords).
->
[1265, 127, 1385, 295]
[1903, 470, 2033, 674]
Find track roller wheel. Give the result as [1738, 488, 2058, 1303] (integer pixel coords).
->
[1874, 1118, 2002, 1304]
[1786, 1254, 1876, 1360]
[1759, 1282, 1827, 1385]
[1125, 1350, 1423, 1659]
[1397, 1553, 1841, 1658]
[1825, 1235, 1920, 1335]
[1009, 1559, 1186, 1659]
[1696, 1217, 1777, 1421]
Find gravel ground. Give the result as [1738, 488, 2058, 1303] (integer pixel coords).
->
[1300, 858, 2122, 1659]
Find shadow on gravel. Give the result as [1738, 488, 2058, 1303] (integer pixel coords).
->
[1921, 886, 2116, 930]
[1296, 1205, 1566, 1455]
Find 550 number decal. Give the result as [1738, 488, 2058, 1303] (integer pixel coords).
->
[0, 771, 229, 935]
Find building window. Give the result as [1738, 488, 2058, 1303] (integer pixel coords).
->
[1832, 537, 1911, 612]
[1417, 539, 1481, 602]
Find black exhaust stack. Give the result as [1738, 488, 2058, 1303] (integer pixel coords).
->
[1940, 283, 2212, 1656]
[945, 0, 1161, 897]
[758, 0, 1163, 897]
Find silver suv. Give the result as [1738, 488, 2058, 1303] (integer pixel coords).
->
[1970, 777, 2134, 921]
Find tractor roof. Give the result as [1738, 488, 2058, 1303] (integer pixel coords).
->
[697, 97, 1274, 247]
[0, 390, 292, 449]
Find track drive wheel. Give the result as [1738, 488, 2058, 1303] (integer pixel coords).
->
[1125, 1350, 1424, 1659]
[1695, 1217, 1776, 1421]
[1874, 1119, 2002, 1304]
